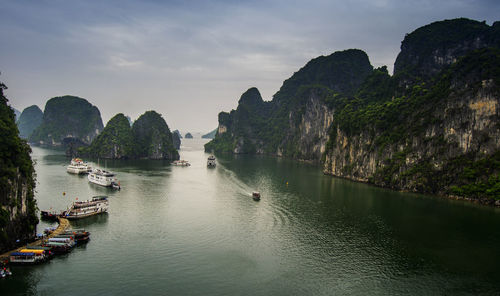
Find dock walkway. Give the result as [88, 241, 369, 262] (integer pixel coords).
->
[0, 217, 70, 261]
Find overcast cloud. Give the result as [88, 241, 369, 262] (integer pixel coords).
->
[1, 0, 498, 133]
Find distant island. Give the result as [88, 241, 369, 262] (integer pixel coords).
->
[185, 132, 193, 139]
[30, 95, 103, 147]
[202, 128, 217, 139]
[205, 18, 500, 205]
[79, 111, 179, 160]
[16, 105, 43, 139]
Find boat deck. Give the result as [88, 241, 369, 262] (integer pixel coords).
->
[0, 217, 70, 261]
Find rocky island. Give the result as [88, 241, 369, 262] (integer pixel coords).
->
[29, 95, 104, 148]
[16, 105, 43, 139]
[79, 111, 179, 160]
[205, 18, 500, 203]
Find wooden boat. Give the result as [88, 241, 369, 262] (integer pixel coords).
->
[41, 210, 60, 221]
[62, 229, 91, 243]
[207, 155, 216, 168]
[62, 196, 109, 220]
[252, 192, 261, 201]
[9, 250, 47, 264]
[25, 246, 54, 259]
[172, 160, 191, 166]
[41, 242, 72, 254]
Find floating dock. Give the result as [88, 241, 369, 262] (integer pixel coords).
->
[0, 217, 70, 261]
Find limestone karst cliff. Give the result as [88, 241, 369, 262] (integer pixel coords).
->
[0, 82, 38, 252]
[30, 95, 104, 147]
[16, 105, 43, 139]
[206, 18, 500, 202]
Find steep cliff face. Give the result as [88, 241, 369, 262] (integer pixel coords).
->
[132, 111, 179, 160]
[207, 17, 500, 202]
[0, 82, 37, 253]
[205, 49, 372, 157]
[17, 105, 43, 139]
[172, 131, 181, 150]
[324, 48, 500, 201]
[30, 95, 103, 147]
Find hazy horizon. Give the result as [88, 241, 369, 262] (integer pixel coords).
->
[1, 0, 498, 133]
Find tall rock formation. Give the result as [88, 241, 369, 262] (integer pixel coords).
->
[30, 95, 103, 147]
[132, 111, 179, 160]
[205, 49, 372, 157]
[79, 113, 133, 159]
[172, 131, 181, 150]
[0, 82, 37, 253]
[206, 18, 500, 202]
[16, 105, 43, 139]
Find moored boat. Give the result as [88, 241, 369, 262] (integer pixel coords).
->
[9, 250, 46, 264]
[40, 210, 60, 221]
[88, 169, 120, 188]
[172, 160, 191, 166]
[62, 196, 109, 220]
[63, 229, 90, 243]
[67, 158, 92, 174]
[207, 155, 216, 168]
[41, 242, 72, 254]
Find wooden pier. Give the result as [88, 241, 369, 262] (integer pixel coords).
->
[0, 217, 70, 261]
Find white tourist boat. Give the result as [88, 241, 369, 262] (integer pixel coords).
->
[66, 158, 92, 174]
[88, 168, 120, 188]
[62, 196, 109, 220]
[172, 160, 191, 166]
[207, 155, 216, 168]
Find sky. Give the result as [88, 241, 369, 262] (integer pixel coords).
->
[1, 0, 498, 133]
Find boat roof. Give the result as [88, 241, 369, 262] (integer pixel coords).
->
[20, 249, 44, 254]
[26, 246, 51, 250]
[11, 252, 34, 256]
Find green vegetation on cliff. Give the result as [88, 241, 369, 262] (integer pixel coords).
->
[0, 81, 37, 252]
[79, 111, 179, 160]
[207, 18, 500, 203]
[205, 50, 373, 155]
[79, 113, 133, 159]
[132, 111, 179, 160]
[30, 95, 103, 146]
[17, 105, 43, 139]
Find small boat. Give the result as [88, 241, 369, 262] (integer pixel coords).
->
[9, 250, 47, 264]
[88, 169, 120, 188]
[67, 158, 92, 174]
[40, 210, 60, 221]
[41, 242, 72, 254]
[63, 229, 90, 243]
[25, 246, 54, 259]
[0, 267, 12, 277]
[172, 160, 191, 166]
[62, 196, 109, 220]
[207, 155, 216, 168]
[252, 192, 261, 201]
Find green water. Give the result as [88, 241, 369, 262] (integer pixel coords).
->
[2, 139, 500, 295]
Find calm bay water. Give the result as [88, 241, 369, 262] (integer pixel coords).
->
[2, 138, 500, 295]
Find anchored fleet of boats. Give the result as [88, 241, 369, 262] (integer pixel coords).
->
[6, 151, 261, 273]
[9, 229, 91, 265]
